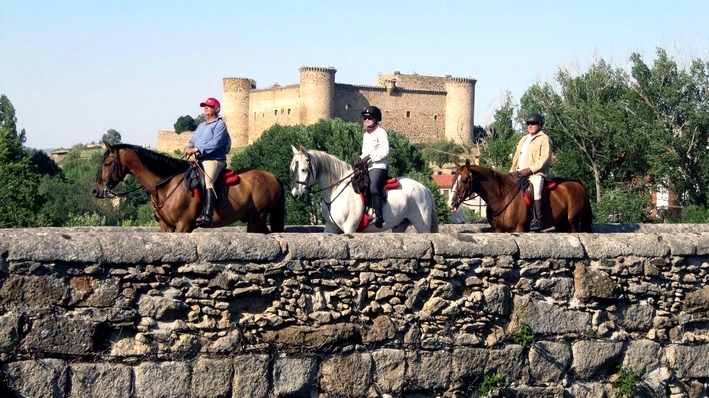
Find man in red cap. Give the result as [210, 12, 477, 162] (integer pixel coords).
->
[184, 97, 232, 227]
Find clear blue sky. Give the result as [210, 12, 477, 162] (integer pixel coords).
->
[1, 0, 707, 150]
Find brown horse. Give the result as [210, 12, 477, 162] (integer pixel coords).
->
[449, 159, 593, 232]
[92, 142, 285, 233]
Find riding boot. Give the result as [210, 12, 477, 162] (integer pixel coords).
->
[530, 199, 543, 232]
[371, 195, 384, 228]
[196, 189, 215, 228]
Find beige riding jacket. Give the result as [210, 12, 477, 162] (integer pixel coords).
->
[510, 131, 552, 178]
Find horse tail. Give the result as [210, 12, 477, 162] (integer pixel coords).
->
[428, 189, 439, 233]
[580, 185, 594, 232]
[270, 178, 286, 233]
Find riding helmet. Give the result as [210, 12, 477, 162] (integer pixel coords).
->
[525, 112, 545, 127]
[361, 106, 382, 122]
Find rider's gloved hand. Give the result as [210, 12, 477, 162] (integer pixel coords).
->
[518, 168, 533, 177]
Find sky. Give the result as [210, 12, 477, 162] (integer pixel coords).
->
[1, 0, 707, 151]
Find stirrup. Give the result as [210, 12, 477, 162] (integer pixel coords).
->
[195, 216, 213, 228]
[529, 219, 542, 232]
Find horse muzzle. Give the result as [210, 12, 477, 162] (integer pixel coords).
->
[92, 185, 109, 199]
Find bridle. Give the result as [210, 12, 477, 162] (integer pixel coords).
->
[95, 149, 178, 199]
[291, 152, 316, 197]
[452, 170, 526, 217]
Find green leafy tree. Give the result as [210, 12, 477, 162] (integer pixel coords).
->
[101, 129, 122, 145]
[627, 48, 709, 208]
[26, 148, 62, 177]
[422, 138, 464, 168]
[174, 115, 198, 133]
[0, 95, 43, 227]
[479, 91, 520, 170]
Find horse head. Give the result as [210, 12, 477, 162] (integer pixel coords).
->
[92, 141, 126, 198]
[290, 145, 315, 202]
[450, 159, 475, 212]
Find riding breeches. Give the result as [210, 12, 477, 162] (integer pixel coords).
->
[528, 175, 544, 200]
[200, 159, 226, 194]
[369, 168, 387, 198]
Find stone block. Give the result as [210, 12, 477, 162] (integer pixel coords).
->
[2, 358, 68, 398]
[191, 357, 233, 398]
[273, 354, 318, 397]
[319, 352, 372, 397]
[372, 348, 406, 394]
[134, 362, 190, 398]
[571, 340, 624, 379]
[528, 341, 571, 383]
[70, 363, 132, 398]
[233, 354, 269, 398]
[406, 350, 452, 391]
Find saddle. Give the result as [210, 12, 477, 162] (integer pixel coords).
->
[351, 166, 400, 231]
[183, 162, 240, 203]
[518, 176, 557, 207]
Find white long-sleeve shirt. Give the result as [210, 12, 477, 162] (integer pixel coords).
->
[360, 126, 389, 170]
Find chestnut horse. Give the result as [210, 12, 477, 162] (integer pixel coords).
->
[449, 159, 592, 232]
[92, 142, 285, 233]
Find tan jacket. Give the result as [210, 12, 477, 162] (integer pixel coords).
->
[510, 131, 552, 178]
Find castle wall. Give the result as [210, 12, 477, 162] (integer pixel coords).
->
[333, 84, 448, 145]
[298, 66, 336, 125]
[157, 67, 476, 152]
[222, 78, 254, 147]
[1, 226, 708, 397]
[445, 77, 477, 144]
[248, 85, 302, 144]
[156, 130, 193, 154]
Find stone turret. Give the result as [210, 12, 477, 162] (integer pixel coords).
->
[444, 77, 477, 144]
[298, 66, 336, 125]
[222, 78, 254, 147]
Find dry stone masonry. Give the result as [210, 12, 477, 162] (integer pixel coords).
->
[0, 225, 708, 397]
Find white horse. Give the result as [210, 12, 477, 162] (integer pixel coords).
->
[290, 146, 439, 233]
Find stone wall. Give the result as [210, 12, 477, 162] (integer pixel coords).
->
[1, 226, 708, 397]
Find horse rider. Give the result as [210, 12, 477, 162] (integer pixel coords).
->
[184, 97, 232, 228]
[354, 105, 389, 228]
[510, 112, 552, 232]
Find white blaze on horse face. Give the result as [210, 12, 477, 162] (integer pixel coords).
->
[290, 153, 310, 201]
[448, 174, 460, 210]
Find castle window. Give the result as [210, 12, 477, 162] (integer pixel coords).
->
[406, 111, 411, 118]
[288, 109, 291, 115]
[275, 110, 278, 115]
[434, 115, 438, 121]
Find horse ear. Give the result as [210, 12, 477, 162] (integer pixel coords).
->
[103, 140, 113, 150]
[465, 159, 471, 167]
[291, 145, 299, 154]
[454, 159, 461, 168]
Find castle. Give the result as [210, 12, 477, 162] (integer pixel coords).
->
[157, 66, 477, 153]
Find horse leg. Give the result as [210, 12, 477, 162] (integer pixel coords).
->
[246, 211, 269, 233]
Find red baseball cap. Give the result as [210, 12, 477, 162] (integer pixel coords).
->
[199, 97, 221, 108]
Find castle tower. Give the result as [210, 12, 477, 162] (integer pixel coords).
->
[222, 77, 253, 147]
[298, 66, 336, 125]
[444, 77, 477, 144]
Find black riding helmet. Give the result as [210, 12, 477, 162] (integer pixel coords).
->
[525, 112, 545, 127]
[361, 106, 382, 122]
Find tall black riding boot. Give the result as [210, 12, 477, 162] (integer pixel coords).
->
[371, 195, 384, 228]
[529, 199, 543, 232]
[196, 189, 215, 228]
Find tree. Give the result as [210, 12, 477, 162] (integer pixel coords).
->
[479, 91, 520, 170]
[0, 95, 43, 227]
[627, 48, 709, 208]
[174, 115, 198, 133]
[422, 138, 464, 168]
[101, 129, 122, 145]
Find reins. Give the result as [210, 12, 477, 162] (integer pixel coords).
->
[457, 172, 525, 217]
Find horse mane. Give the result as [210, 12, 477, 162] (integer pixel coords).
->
[305, 149, 353, 187]
[107, 144, 190, 178]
